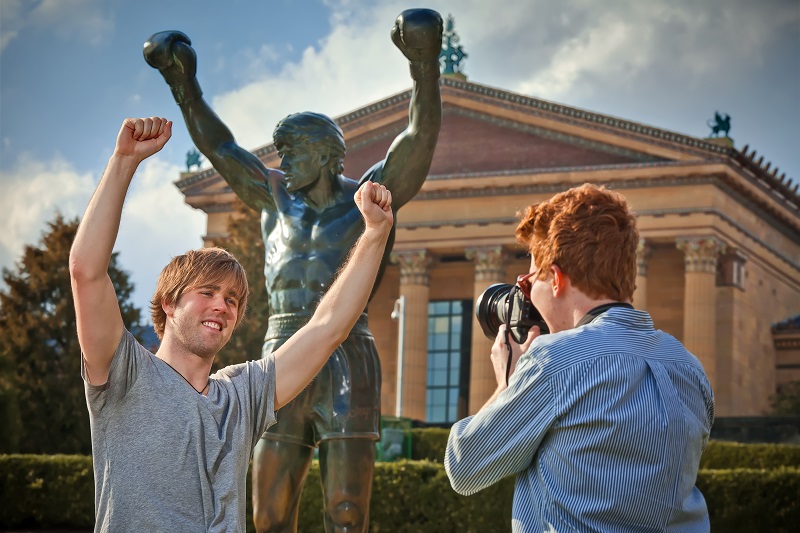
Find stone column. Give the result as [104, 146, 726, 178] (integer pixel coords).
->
[390, 250, 432, 422]
[676, 237, 726, 390]
[633, 238, 651, 310]
[715, 249, 747, 415]
[465, 246, 507, 415]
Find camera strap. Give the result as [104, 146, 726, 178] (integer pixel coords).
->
[503, 285, 519, 385]
[575, 302, 633, 327]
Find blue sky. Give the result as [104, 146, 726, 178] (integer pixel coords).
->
[2, 0, 798, 317]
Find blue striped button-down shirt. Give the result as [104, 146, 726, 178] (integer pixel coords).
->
[445, 307, 714, 532]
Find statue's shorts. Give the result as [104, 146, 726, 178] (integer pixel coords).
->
[259, 313, 381, 448]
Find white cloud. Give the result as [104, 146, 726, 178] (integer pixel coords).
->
[370, 0, 797, 103]
[0, 152, 94, 271]
[0, 152, 205, 318]
[115, 156, 206, 314]
[202, 0, 798, 147]
[0, 0, 24, 52]
[0, 0, 114, 51]
[227, 44, 285, 84]
[210, 1, 412, 151]
[34, 0, 114, 45]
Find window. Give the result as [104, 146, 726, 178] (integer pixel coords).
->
[426, 300, 472, 423]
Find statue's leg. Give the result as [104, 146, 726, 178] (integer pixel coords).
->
[318, 438, 376, 533]
[252, 437, 315, 533]
[313, 318, 381, 533]
[254, 329, 317, 532]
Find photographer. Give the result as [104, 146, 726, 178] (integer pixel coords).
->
[445, 184, 714, 532]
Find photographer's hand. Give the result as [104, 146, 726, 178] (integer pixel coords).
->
[481, 325, 539, 410]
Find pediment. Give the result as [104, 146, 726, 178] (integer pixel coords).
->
[178, 77, 697, 196]
[176, 77, 798, 218]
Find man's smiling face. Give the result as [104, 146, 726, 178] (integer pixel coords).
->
[164, 284, 240, 358]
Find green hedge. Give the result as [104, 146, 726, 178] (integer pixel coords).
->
[698, 467, 800, 532]
[410, 428, 800, 469]
[217, 459, 511, 533]
[411, 427, 449, 462]
[699, 441, 800, 469]
[0, 454, 94, 530]
[0, 455, 513, 533]
[3, 435, 800, 532]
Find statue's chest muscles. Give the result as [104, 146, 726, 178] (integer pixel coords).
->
[262, 201, 364, 284]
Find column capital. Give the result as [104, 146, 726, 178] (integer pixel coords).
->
[391, 249, 433, 286]
[636, 238, 652, 277]
[466, 246, 507, 281]
[676, 237, 727, 273]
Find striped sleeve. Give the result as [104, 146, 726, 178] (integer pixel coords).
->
[444, 352, 556, 495]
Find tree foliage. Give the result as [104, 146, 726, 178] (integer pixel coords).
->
[211, 202, 269, 370]
[770, 380, 800, 415]
[0, 215, 141, 453]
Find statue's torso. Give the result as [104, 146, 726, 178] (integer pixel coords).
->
[262, 192, 365, 315]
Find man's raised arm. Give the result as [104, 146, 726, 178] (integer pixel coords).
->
[378, 9, 443, 208]
[69, 117, 171, 385]
[272, 181, 394, 408]
[144, 32, 274, 212]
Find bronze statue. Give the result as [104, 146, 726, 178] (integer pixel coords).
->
[185, 148, 201, 172]
[707, 111, 731, 137]
[144, 8, 443, 532]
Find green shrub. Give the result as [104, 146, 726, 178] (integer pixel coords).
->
[246, 460, 512, 532]
[410, 427, 449, 462]
[700, 440, 800, 469]
[370, 460, 513, 532]
[0, 454, 93, 529]
[409, 427, 800, 469]
[698, 468, 800, 532]
[3, 454, 798, 532]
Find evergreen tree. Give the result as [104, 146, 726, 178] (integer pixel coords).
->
[211, 203, 269, 370]
[0, 215, 141, 453]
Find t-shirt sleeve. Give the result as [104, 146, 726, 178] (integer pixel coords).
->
[251, 353, 277, 444]
[82, 328, 142, 414]
[215, 353, 278, 451]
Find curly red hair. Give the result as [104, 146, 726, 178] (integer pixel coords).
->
[515, 183, 638, 302]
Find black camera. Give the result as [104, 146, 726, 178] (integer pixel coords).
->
[475, 283, 549, 344]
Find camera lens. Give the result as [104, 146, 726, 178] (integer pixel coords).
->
[475, 283, 549, 343]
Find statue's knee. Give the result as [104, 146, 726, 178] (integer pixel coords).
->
[327, 500, 365, 530]
[253, 504, 292, 533]
[251, 505, 271, 533]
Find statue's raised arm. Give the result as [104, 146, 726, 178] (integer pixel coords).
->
[369, 9, 443, 208]
[144, 31, 275, 212]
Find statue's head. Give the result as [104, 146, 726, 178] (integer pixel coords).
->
[273, 112, 346, 181]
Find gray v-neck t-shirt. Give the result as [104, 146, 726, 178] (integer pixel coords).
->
[83, 329, 276, 532]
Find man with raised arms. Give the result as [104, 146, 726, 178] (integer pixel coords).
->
[70, 116, 393, 532]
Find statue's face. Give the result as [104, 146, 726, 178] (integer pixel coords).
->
[276, 138, 327, 193]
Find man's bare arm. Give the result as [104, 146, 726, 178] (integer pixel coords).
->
[378, 9, 443, 208]
[70, 118, 172, 385]
[272, 181, 393, 408]
[144, 32, 274, 212]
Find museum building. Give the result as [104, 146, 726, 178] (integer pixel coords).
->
[174, 73, 800, 423]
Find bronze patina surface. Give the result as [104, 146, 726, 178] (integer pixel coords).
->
[145, 9, 443, 532]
